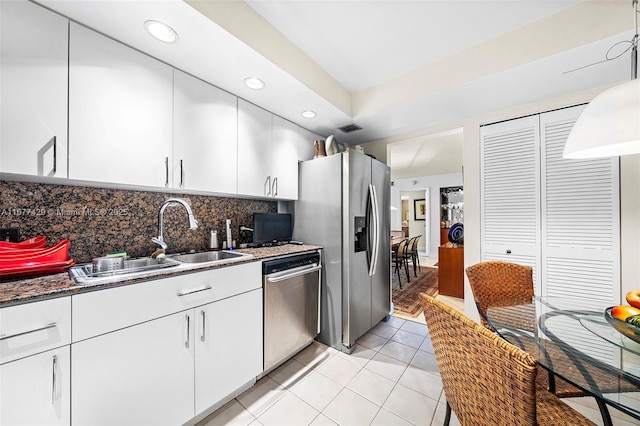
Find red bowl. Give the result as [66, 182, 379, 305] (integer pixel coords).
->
[0, 236, 46, 249]
[0, 258, 76, 280]
[0, 240, 70, 265]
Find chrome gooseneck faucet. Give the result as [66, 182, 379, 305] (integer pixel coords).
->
[152, 198, 198, 250]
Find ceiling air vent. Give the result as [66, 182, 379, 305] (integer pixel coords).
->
[337, 123, 362, 133]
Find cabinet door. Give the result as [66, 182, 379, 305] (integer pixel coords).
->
[238, 99, 272, 197]
[173, 70, 238, 193]
[271, 115, 299, 200]
[68, 23, 173, 187]
[72, 311, 194, 426]
[195, 288, 262, 415]
[0, 296, 71, 364]
[1, 346, 70, 426]
[0, 0, 68, 177]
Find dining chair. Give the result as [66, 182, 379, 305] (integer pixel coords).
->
[391, 238, 410, 288]
[465, 260, 583, 398]
[418, 293, 597, 426]
[465, 260, 584, 397]
[407, 235, 421, 276]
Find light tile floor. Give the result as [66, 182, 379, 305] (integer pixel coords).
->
[198, 257, 638, 426]
[197, 309, 639, 426]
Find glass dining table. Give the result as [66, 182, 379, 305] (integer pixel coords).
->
[485, 296, 640, 426]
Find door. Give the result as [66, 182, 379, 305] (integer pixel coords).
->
[371, 159, 391, 325]
[1, 346, 70, 426]
[480, 115, 541, 286]
[293, 155, 343, 350]
[344, 151, 373, 348]
[195, 289, 262, 415]
[271, 115, 299, 200]
[173, 70, 238, 194]
[540, 106, 620, 307]
[72, 311, 194, 426]
[0, 0, 68, 177]
[237, 99, 272, 197]
[68, 23, 173, 187]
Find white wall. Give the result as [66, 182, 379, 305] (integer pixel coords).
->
[391, 173, 463, 257]
[369, 83, 640, 321]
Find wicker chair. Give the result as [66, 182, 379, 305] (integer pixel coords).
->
[465, 261, 533, 329]
[391, 238, 411, 288]
[465, 261, 583, 398]
[418, 293, 596, 426]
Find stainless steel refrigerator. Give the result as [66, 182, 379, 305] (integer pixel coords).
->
[293, 150, 391, 353]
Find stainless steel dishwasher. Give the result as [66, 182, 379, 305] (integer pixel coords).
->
[263, 251, 321, 373]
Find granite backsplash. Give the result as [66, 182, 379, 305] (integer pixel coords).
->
[0, 180, 276, 263]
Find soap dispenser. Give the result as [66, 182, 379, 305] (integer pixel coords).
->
[208, 227, 219, 251]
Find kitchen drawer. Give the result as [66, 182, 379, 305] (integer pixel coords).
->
[0, 297, 71, 364]
[72, 261, 261, 342]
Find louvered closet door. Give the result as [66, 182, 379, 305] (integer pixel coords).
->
[540, 106, 620, 308]
[480, 116, 541, 286]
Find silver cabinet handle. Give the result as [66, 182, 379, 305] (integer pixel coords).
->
[179, 159, 184, 188]
[265, 176, 272, 196]
[272, 177, 278, 197]
[0, 322, 57, 341]
[176, 285, 212, 297]
[53, 135, 57, 174]
[164, 157, 169, 188]
[51, 355, 57, 405]
[201, 310, 206, 342]
[185, 314, 190, 349]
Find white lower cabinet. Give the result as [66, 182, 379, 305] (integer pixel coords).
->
[195, 288, 263, 415]
[0, 346, 71, 426]
[71, 311, 195, 426]
[70, 262, 263, 425]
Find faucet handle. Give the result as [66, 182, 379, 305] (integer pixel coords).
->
[152, 237, 168, 250]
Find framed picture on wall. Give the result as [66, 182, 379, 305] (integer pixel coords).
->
[414, 199, 426, 220]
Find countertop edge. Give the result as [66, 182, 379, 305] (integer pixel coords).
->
[0, 244, 322, 308]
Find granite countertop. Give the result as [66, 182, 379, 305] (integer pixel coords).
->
[0, 244, 322, 307]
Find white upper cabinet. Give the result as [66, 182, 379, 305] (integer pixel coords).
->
[271, 115, 299, 200]
[238, 99, 273, 197]
[173, 70, 238, 194]
[0, 0, 68, 178]
[68, 23, 173, 187]
[238, 99, 300, 199]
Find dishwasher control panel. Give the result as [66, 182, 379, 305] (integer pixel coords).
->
[263, 252, 321, 275]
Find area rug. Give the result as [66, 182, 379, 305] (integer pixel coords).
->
[392, 266, 439, 317]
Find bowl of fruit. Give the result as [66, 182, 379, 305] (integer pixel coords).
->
[605, 290, 640, 344]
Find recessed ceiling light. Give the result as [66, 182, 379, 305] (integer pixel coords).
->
[244, 77, 265, 90]
[301, 110, 317, 119]
[144, 20, 178, 43]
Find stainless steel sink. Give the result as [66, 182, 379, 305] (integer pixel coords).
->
[69, 257, 182, 285]
[169, 250, 250, 264]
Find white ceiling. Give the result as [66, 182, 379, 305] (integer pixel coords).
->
[32, 0, 635, 176]
[245, 0, 580, 92]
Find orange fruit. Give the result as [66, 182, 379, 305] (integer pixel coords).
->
[610, 305, 640, 321]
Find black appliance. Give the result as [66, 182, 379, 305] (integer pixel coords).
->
[252, 213, 292, 246]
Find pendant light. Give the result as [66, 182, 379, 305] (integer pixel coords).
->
[563, 0, 640, 159]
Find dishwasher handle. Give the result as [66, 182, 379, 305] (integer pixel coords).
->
[265, 264, 322, 283]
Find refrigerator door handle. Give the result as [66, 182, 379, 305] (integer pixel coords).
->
[368, 183, 380, 277]
[372, 183, 381, 275]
